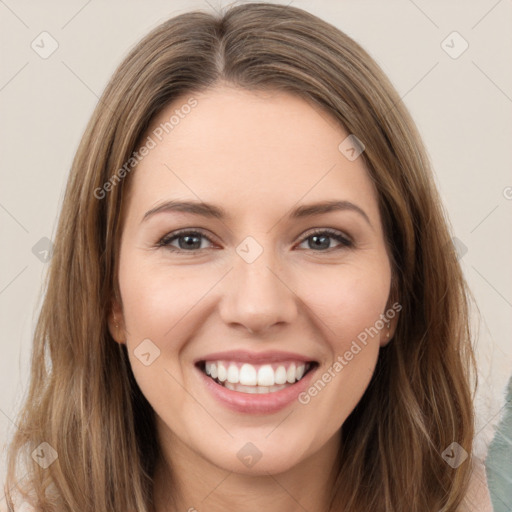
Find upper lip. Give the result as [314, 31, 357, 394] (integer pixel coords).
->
[194, 350, 317, 364]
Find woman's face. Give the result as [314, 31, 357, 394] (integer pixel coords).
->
[110, 85, 395, 476]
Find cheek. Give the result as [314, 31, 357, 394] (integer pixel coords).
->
[293, 259, 391, 425]
[296, 259, 391, 345]
[119, 255, 211, 342]
[118, 261, 210, 423]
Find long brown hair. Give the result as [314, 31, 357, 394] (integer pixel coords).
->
[4, 3, 476, 510]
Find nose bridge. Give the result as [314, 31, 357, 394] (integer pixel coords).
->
[218, 236, 297, 332]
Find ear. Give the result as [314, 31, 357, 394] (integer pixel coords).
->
[107, 298, 126, 345]
[380, 297, 401, 347]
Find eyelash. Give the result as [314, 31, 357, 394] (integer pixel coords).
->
[156, 228, 353, 254]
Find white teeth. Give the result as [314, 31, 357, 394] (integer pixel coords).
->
[274, 365, 287, 385]
[227, 364, 239, 383]
[257, 365, 274, 386]
[239, 363, 257, 386]
[286, 363, 296, 383]
[217, 362, 227, 382]
[201, 360, 313, 388]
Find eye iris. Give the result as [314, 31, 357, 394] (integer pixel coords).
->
[179, 234, 201, 250]
[309, 234, 331, 250]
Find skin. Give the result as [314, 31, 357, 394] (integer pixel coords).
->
[108, 84, 398, 512]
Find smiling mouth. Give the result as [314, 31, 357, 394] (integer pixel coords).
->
[196, 360, 318, 394]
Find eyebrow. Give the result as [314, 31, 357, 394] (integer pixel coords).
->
[142, 199, 372, 227]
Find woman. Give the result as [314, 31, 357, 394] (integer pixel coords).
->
[2, 3, 492, 511]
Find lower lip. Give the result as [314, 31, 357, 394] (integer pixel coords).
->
[196, 364, 318, 414]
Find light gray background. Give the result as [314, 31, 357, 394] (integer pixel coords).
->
[1, 0, 511, 503]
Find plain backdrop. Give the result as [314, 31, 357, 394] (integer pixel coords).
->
[1, 0, 511, 499]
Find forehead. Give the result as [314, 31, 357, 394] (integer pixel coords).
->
[126, 85, 380, 225]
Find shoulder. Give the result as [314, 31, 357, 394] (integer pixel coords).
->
[457, 457, 493, 511]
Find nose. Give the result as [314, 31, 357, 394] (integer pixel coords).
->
[218, 247, 298, 335]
